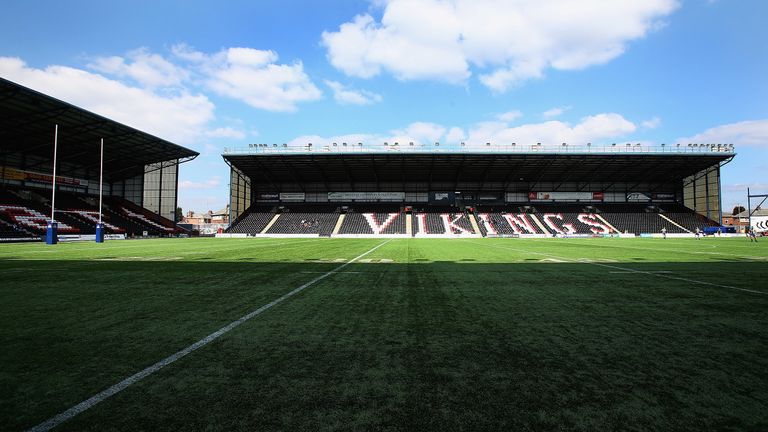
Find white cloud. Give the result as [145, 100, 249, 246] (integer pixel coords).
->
[322, 12, 469, 84]
[285, 113, 637, 148]
[391, 122, 446, 143]
[0, 43, 326, 147]
[543, 106, 572, 119]
[174, 45, 322, 112]
[89, 48, 189, 88]
[678, 119, 768, 147]
[445, 126, 466, 144]
[325, 80, 382, 105]
[322, 0, 678, 91]
[481, 113, 632, 145]
[426, 113, 636, 146]
[179, 176, 221, 190]
[287, 133, 377, 147]
[205, 127, 246, 140]
[0, 56, 214, 144]
[642, 116, 662, 129]
[723, 183, 768, 194]
[496, 110, 523, 122]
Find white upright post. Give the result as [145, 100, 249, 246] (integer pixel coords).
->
[95, 138, 106, 243]
[51, 124, 58, 221]
[99, 138, 104, 224]
[46, 124, 59, 244]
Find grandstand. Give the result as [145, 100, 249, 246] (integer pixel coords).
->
[223, 143, 734, 237]
[0, 78, 198, 241]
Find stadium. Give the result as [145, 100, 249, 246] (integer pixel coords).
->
[0, 78, 197, 242]
[2, 77, 767, 432]
[221, 141, 734, 238]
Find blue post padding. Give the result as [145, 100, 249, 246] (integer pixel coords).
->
[45, 221, 58, 245]
[95, 223, 105, 243]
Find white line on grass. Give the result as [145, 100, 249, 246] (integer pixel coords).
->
[608, 270, 673, 274]
[526, 238, 766, 262]
[0, 238, 321, 255]
[300, 271, 363, 274]
[463, 240, 767, 296]
[28, 239, 392, 432]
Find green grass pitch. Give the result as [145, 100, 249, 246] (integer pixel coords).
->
[1, 237, 766, 431]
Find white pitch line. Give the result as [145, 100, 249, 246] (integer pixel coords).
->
[0, 238, 322, 256]
[27, 239, 391, 432]
[463, 239, 767, 296]
[526, 239, 765, 261]
[609, 270, 673, 274]
[300, 271, 363, 274]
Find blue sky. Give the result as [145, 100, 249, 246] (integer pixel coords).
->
[0, 0, 766, 213]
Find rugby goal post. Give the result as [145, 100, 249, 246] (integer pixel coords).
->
[747, 188, 768, 233]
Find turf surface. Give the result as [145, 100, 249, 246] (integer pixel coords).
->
[1, 237, 766, 431]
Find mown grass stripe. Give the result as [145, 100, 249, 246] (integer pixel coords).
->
[27, 239, 391, 432]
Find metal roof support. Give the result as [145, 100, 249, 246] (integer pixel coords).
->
[339, 155, 354, 189]
[280, 156, 307, 193]
[315, 159, 332, 192]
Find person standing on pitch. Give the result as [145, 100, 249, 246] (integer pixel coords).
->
[748, 227, 758, 243]
[661, 227, 667, 239]
[695, 227, 701, 240]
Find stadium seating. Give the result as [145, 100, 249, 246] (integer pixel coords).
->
[0, 218, 38, 240]
[264, 205, 339, 235]
[222, 200, 720, 237]
[659, 203, 720, 232]
[477, 212, 545, 235]
[226, 206, 276, 234]
[338, 205, 407, 234]
[412, 207, 477, 235]
[598, 204, 687, 235]
[0, 186, 182, 240]
[107, 197, 180, 235]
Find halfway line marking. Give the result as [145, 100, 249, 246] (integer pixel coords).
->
[28, 240, 392, 432]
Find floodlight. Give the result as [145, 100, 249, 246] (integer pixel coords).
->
[486, 142, 491, 146]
